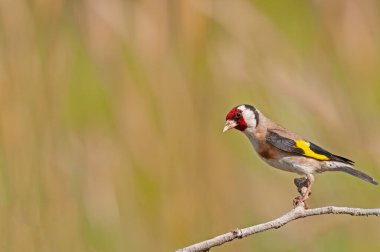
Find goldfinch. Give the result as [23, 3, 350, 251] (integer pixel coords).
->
[223, 104, 378, 204]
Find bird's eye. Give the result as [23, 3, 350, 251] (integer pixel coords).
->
[235, 112, 242, 119]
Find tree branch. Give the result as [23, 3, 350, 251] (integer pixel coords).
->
[176, 204, 380, 252]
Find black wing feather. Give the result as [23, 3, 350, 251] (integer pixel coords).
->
[266, 130, 354, 165]
[309, 142, 354, 165]
[266, 131, 303, 154]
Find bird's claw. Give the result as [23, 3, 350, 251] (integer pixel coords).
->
[293, 195, 309, 209]
[293, 177, 312, 209]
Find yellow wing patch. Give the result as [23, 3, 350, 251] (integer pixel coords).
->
[295, 140, 329, 161]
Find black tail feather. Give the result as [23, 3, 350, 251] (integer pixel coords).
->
[334, 166, 378, 185]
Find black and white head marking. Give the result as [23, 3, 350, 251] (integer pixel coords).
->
[237, 104, 259, 129]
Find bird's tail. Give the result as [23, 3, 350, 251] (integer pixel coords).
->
[322, 162, 378, 185]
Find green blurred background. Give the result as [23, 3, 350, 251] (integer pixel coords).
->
[0, 0, 380, 251]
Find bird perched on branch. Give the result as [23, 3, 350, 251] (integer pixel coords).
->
[223, 104, 378, 205]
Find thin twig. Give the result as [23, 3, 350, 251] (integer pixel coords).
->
[176, 204, 380, 252]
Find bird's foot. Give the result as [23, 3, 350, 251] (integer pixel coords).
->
[293, 195, 310, 209]
[293, 177, 312, 209]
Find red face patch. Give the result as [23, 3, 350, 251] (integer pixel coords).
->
[225, 108, 239, 120]
[225, 107, 247, 131]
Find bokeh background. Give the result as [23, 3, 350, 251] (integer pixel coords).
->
[1, 0, 380, 251]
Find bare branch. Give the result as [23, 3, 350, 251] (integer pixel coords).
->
[176, 204, 380, 252]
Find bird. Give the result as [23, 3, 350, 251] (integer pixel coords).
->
[223, 104, 378, 205]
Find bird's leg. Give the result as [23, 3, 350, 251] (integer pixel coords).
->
[293, 174, 314, 208]
[293, 177, 310, 208]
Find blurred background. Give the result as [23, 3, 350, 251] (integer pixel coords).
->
[0, 0, 380, 251]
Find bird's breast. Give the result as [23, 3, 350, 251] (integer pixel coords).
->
[257, 145, 279, 160]
[245, 131, 279, 159]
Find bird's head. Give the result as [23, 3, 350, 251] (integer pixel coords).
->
[223, 104, 259, 132]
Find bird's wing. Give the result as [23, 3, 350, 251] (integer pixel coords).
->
[266, 130, 354, 165]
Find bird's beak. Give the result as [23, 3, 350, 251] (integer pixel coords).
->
[223, 120, 237, 133]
